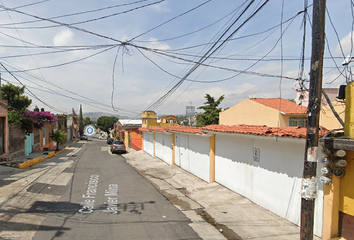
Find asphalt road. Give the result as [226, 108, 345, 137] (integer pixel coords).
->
[32, 138, 201, 240]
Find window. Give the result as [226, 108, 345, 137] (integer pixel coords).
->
[289, 117, 307, 127]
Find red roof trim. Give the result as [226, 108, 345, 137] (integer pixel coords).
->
[167, 125, 204, 134]
[202, 124, 327, 139]
[149, 126, 167, 133]
[138, 127, 150, 133]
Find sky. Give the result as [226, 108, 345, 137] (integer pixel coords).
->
[0, 0, 352, 118]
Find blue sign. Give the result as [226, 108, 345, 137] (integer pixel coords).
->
[85, 125, 96, 136]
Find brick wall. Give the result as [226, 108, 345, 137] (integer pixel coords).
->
[8, 124, 25, 157]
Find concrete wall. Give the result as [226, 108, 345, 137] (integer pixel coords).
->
[214, 133, 324, 236]
[142, 130, 324, 236]
[170, 133, 210, 182]
[154, 132, 173, 165]
[143, 132, 154, 156]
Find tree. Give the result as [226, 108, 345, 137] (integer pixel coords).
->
[97, 116, 118, 134]
[51, 130, 67, 151]
[1, 84, 32, 111]
[196, 94, 225, 127]
[83, 117, 93, 126]
[79, 105, 84, 136]
[0, 83, 32, 124]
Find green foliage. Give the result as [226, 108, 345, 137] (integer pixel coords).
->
[8, 110, 21, 125]
[83, 117, 93, 126]
[0, 83, 32, 111]
[97, 116, 118, 134]
[51, 130, 67, 151]
[196, 94, 225, 127]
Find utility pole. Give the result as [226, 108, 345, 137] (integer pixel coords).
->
[300, 0, 326, 239]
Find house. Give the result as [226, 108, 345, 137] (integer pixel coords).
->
[114, 119, 142, 150]
[158, 115, 178, 127]
[0, 100, 8, 158]
[296, 88, 345, 130]
[40, 121, 55, 151]
[141, 111, 178, 128]
[219, 98, 307, 127]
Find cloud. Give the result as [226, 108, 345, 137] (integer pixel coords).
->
[53, 29, 74, 46]
[336, 31, 354, 55]
[149, 1, 171, 12]
[147, 37, 171, 50]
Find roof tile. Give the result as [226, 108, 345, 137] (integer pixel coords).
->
[149, 126, 167, 133]
[167, 125, 204, 134]
[250, 98, 307, 114]
[138, 127, 150, 133]
[202, 124, 327, 138]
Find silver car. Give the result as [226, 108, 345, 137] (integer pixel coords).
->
[110, 140, 126, 154]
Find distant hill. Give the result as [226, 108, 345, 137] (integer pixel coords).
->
[83, 112, 128, 121]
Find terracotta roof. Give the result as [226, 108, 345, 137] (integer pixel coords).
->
[149, 126, 167, 133]
[138, 127, 150, 133]
[202, 124, 320, 139]
[250, 98, 307, 114]
[167, 125, 204, 134]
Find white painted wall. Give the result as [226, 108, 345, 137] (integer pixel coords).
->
[155, 132, 163, 159]
[141, 130, 324, 237]
[174, 133, 181, 166]
[162, 134, 172, 165]
[214, 133, 324, 237]
[172, 133, 210, 182]
[188, 135, 210, 182]
[143, 132, 154, 156]
[154, 132, 173, 165]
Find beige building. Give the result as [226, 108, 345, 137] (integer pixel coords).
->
[296, 88, 345, 130]
[219, 98, 307, 127]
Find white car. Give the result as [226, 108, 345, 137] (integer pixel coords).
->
[99, 135, 106, 140]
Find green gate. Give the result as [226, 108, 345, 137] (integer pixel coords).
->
[25, 133, 33, 156]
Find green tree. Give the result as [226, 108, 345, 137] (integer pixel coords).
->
[83, 117, 93, 126]
[79, 105, 84, 136]
[0, 83, 32, 124]
[51, 130, 67, 151]
[196, 94, 225, 127]
[97, 116, 118, 134]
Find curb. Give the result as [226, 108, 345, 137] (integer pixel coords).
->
[18, 139, 80, 169]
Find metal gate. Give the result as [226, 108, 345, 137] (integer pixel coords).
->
[25, 133, 33, 156]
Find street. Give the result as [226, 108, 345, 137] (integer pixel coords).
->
[1, 138, 201, 240]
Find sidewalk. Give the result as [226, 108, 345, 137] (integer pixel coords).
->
[0, 139, 79, 169]
[124, 148, 321, 240]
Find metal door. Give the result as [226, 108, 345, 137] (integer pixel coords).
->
[25, 133, 33, 156]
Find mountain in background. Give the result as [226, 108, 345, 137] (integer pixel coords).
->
[83, 112, 129, 122]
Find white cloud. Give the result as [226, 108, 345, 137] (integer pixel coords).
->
[148, 37, 171, 50]
[53, 29, 74, 46]
[149, 1, 171, 12]
[335, 31, 354, 56]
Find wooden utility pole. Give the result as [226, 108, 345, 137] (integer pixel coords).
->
[300, 0, 326, 239]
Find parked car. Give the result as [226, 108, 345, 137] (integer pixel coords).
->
[110, 141, 126, 154]
[99, 135, 105, 140]
[80, 134, 88, 140]
[106, 138, 114, 144]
